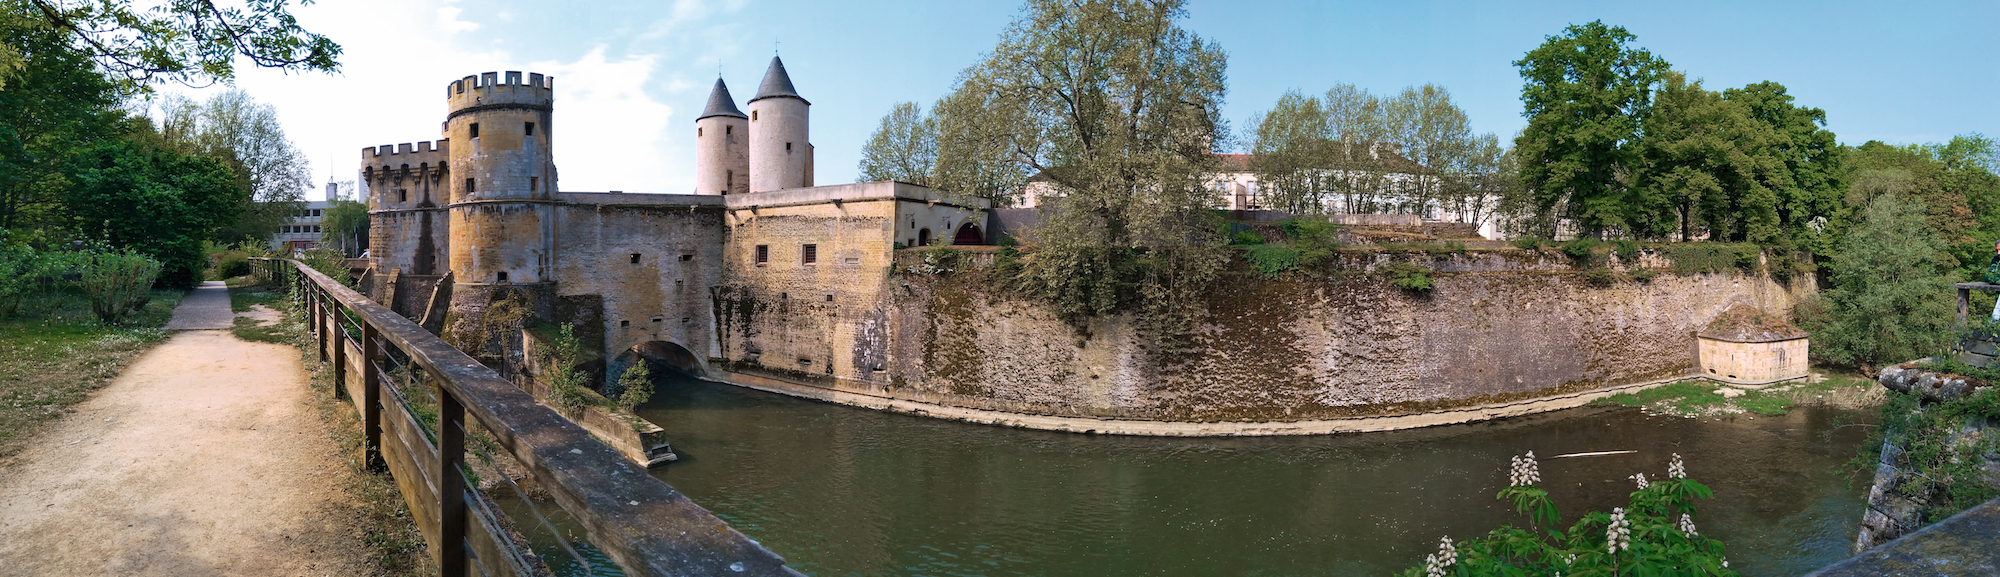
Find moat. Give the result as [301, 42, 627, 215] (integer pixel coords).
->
[513, 373, 1875, 576]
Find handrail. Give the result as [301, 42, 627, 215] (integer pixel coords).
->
[253, 258, 797, 577]
[1956, 282, 2000, 329]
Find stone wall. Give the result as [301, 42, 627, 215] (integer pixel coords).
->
[848, 252, 1815, 423]
[549, 195, 727, 374]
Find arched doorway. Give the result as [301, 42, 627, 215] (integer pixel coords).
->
[917, 228, 932, 247]
[952, 222, 985, 245]
[608, 340, 703, 404]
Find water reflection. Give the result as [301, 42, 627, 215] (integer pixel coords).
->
[554, 374, 1873, 576]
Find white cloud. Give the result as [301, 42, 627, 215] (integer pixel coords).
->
[436, 6, 480, 33]
[527, 47, 678, 192]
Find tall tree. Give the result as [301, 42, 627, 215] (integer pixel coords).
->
[931, 0, 1230, 332]
[1723, 81, 1844, 251]
[1247, 90, 1331, 214]
[1798, 190, 1957, 370]
[1634, 72, 1786, 243]
[0, 17, 122, 236]
[157, 89, 309, 241]
[67, 135, 240, 288]
[1513, 20, 1670, 238]
[856, 101, 938, 185]
[2, 0, 340, 91]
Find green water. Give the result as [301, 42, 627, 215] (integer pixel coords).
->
[508, 374, 1876, 576]
[610, 374, 1877, 576]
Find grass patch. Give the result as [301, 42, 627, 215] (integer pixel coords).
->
[231, 316, 292, 344]
[0, 286, 182, 458]
[1595, 372, 1878, 417]
[230, 285, 288, 312]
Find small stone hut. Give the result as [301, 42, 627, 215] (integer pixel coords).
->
[1698, 303, 1810, 385]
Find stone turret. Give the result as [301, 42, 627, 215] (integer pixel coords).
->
[445, 71, 557, 287]
[746, 56, 811, 193]
[694, 78, 749, 195]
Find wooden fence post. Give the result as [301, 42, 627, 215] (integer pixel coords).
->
[440, 388, 469, 576]
[331, 300, 347, 400]
[1959, 286, 1972, 329]
[362, 322, 384, 472]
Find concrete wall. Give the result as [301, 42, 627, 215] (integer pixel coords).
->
[1699, 337, 1808, 385]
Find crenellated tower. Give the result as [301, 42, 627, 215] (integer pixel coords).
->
[746, 56, 811, 193]
[445, 71, 557, 287]
[694, 78, 749, 195]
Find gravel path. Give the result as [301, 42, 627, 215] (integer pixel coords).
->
[0, 320, 373, 574]
[163, 281, 235, 330]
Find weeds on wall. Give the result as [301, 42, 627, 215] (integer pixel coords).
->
[535, 323, 595, 415]
[1397, 453, 1736, 576]
[1227, 218, 1339, 278]
[1377, 261, 1434, 294]
[615, 362, 653, 413]
[1856, 385, 2000, 525]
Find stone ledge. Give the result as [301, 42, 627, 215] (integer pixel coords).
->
[1808, 497, 2000, 576]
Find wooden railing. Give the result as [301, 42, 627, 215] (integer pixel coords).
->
[253, 258, 797, 577]
[1955, 282, 2000, 328]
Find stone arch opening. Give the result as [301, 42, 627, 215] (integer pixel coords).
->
[917, 228, 932, 247]
[625, 340, 703, 376]
[952, 222, 984, 245]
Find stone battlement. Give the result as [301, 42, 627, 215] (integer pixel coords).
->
[364, 140, 450, 158]
[447, 71, 553, 114]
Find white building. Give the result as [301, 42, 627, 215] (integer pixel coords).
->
[271, 196, 332, 253]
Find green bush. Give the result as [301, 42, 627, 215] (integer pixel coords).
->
[79, 250, 162, 324]
[1511, 236, 1550, 250]
[213, 251, 251, 279]
[1659, 243, 1762, 275]
[1794, 192, 1956, 369]
[1229, 230, 1266, 246]
[1584, 268, 1618, 287]
[1561, 237, 1599, 259]
[536, 323, 595, 414]
[1379, 261, 1434, 294]
[1631, 269, 1658, 283]
[0, 233, 35, 317]
[616, 362, 654, 413]
[1244, 244, 1303, 277]
[1397, 453, 1733, 577]
[1613, 239, 1640, 261]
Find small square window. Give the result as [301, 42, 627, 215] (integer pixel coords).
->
[679, 254, 692, 262]
[755, 245, 769, 263]
[801, 244, 817, 264]
[785, 142, 793, 152]
[824, 294, 834, 302]
[466, 178, 476, 193]
[630, 253, 641, 264]
[620, 320, 630, 327]
[525, 122, 535, 136]
[531, 176, 539, 192]
[651, 317, 663, 323]
[496, 271, 508, 282]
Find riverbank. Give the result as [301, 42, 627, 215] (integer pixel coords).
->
[1591, 370, 1882, 417]
[712, 368, 1724, 435]
[0, 286, 182, 458]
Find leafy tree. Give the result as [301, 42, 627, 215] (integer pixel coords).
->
[1246, 90, 1332, 214]
[931, 0, 1230, 333]
[0, 17, 123, 236]
[1796, 190, 1957, 370]
[1634, 72, 1786, 243]
[615, 362, 653, 413]
[2, 0, 340, 91]
[1513, 21, 1670, 238]
[1723, 82, 1845, 252]
[66, 137, 240, 288]
[320, 181, 367, 257]
[157, 89, 309, 242]
[857, 101, 938, 185]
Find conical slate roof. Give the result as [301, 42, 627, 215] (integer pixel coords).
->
[697, 77, 747, 120]
[749, 56, 808, 104]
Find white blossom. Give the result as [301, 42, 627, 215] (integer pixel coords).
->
[1424, 536, 1457, 577]
[1509, 452, 1542, 486]
[1678, 513, 1698, 536]
[1631, 472, 1648, 490]
[1606, 507, 1632, 554]
[1668, 453, 1687, 479]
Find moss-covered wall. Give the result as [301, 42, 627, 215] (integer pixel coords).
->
[867, 250, 1815, 422]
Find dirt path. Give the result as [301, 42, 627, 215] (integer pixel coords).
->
[0, 295, 372, 574]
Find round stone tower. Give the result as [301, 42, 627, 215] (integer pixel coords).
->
[694, 78, 749, 195]
[444, 71, 557, 287]
[746, 56, 811, 193]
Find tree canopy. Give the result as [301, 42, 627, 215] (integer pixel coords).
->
[1, 0, 341, 91]
[1512, 20, 1669, 238]
[931, 0, 1230, 332]
[857, 101, 938, 186]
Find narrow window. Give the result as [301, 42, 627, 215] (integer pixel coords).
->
[725, 170, 733, 193]
[751, 110, 758, 121]
[786, 142, 793, 152]
[629, 253, 641, 264]
[398, 189, 408, 203]
[698, 127, 703, 137]
[531, 176, 539, 192]
[679, 254, 692, 262]
[466, 178, 476, 193]
[470, 123, 480, 138]
[496, 271, 508, 282]
[620, 320, 630, 327]
[755, 245, 769, 263]
[652, 317, 663, 323]
[802, 244, 817, 264]
[725, 125, 732, 135]
[525, 122, 535, 136]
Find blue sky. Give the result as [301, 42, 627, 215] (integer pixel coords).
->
[188, 0, 1998, 199]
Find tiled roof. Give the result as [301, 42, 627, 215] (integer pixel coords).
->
[698, 78, 747, 120]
